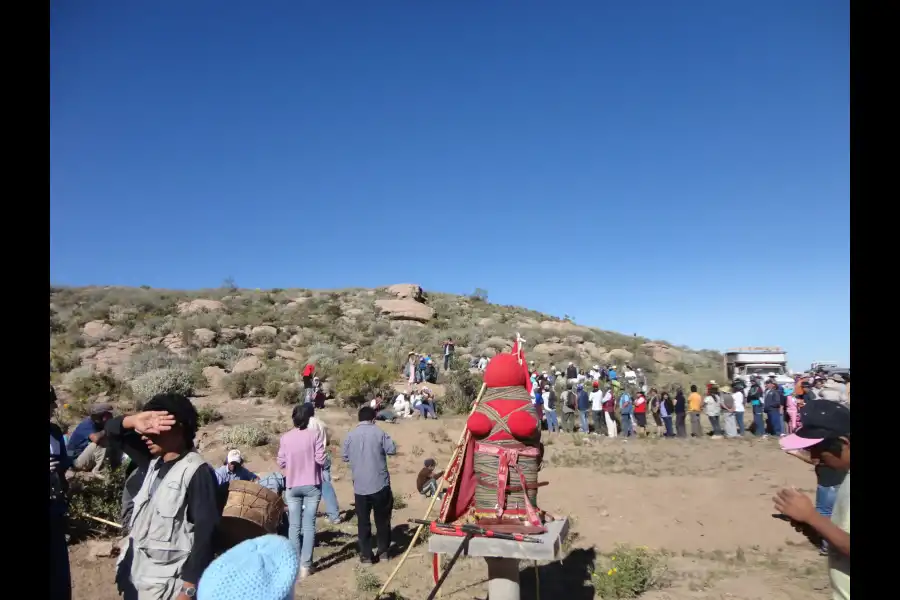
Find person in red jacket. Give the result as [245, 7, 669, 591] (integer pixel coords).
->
[633, 390, 648, 436]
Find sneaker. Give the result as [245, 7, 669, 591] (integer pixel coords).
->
[299, 566, 313, 579]
[377, 550, 391, 562]
[327, 517, 342, 525]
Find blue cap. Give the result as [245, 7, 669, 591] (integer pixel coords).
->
[199, 535, 299, 600]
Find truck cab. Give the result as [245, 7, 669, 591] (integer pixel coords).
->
[724, 347, 794, 388]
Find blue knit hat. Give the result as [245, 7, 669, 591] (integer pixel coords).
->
[199, 535, 299, 600]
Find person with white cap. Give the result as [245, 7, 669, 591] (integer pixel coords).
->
[773, 401, 850, 600]
[214, 449, 258, 486]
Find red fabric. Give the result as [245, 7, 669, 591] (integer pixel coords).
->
[507, 410, 539, 438]
[466, 412, 493, 438]
[441, 437, 477, 523]
[302, 364, 315, 378]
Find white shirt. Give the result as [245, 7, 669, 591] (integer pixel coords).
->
[393, 394, 409, 409]
[308, 416, 328, 447]
[624, 370, 637, 383]
[589, 390, 604, 411]
[829, 472, 850, 600]
[732, 390, 745, 412]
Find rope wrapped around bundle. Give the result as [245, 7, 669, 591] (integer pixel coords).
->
[470, 385, 544, 527]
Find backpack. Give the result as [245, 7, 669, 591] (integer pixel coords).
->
[565, 391, 576, 410]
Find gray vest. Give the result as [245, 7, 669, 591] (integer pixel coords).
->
[118, 452, 205, 600]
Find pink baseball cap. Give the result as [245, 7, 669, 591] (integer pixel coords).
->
[779, 400, 851, 451]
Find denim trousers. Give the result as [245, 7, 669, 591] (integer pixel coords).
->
[287, 484, 322, 568]
[752, 404, 765, 436]
[816, 485, 839, 552]
[662, 415, 674, 437]
[708, 415, 722, 435]
[592, 410, 607, 435]
[321, 455, 340, 522]
[545, 409, 559, 432]
[621, 413, 634, 436]
[734, 411, 745, 435]
[50, 513, 71, 600]
[579, 410, 590, 433]
[765, 408, 783, 436]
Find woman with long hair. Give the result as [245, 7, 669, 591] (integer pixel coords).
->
[674, 388, 687, 437]
[277, 403, 326, 579]
[660, 391, 675, 438]
[648, 388, 663, 437]
[633, 390, 648, 437]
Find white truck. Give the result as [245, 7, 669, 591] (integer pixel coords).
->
[724, 347, 794, 388]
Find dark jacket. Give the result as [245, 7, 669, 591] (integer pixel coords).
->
[565, 365, 578, 380]
[674, 392, 686, 414]
[545, 390, 557, 410]
[576, 390, 590, 411]
[763, 388, 782, 410]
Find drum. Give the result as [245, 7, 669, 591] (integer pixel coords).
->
[219, 480, 285, 550]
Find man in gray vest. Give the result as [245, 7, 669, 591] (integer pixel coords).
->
[113, 394, 220, 600]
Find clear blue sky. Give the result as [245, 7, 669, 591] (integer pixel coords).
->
[50, 1, 849, 370]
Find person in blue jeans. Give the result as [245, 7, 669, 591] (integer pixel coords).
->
[308, 408, 342, 524]
[619, 390, 634, 437]
[576, 384, 591, 433]
[543, 385, 559, 432]
[277, 403, 326, 578]
[763, 380, 784, 436]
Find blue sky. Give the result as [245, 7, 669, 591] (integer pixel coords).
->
[50, 1, 849, 370]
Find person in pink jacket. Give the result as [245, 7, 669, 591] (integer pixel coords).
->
[277, 403, 325, 578]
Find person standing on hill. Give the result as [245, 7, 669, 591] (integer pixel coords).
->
[602, 386, 618, 438]
[731, 380, 746, 436]
[442, 338, 455, 371]
[746, 376, 765, 436]
[342, 406, 398, 564]
[560, 383, 577, 433]
[590, 381, 607, 436]
[764, 380, 784, 437]
[674, 388, 687, 437]
[660, 391, 674, 438]
[687, 385, 704, 437]
[619, 389, 634, 437]
[543, 384, 559, 433]
[576, 383, 591, 433]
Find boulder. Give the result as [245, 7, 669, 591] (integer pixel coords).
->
[607, 348, 634, 363]
[385, 284, 424, 302]
[177, 299, 225, 315]
[641, 342, 682, 364]
[232, 355, 264, 374]
[250, 325, 278, 340]
[202, 366, 227, 389]
[276, 349, 301, 361]
[82, 320, 115, 340]
[192, 328, 217, 348]
[374, 299, 435, 323]
[218, 328, 246, 344]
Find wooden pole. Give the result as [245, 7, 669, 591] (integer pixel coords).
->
[376, 382, 487, 598]
[83, 514, 123, 529]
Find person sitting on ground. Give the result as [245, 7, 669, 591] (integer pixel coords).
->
[370, 393, 397, 423]
[416, 389, 438, 419]
[416, 458, 445, 498]
[114, 394, 220, 600]
[198, 535, 299, 600]
[215, 449, 258, 486]
[67, 402, 119, 474]
[773, 400, 850, 600]
[393, 390, 413, 418]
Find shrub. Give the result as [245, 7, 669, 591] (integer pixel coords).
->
[333, 362, 395, 406]
[222, 424, 269, 447]
[65, 368, 129, 403]
[68, 465, 129, 531]
[441, 368, 482, 415]
[131, 367, 194, 401]
[197, 405, 223, 426]
[127, 346, 187, 378]
[224, 371, 267, 398]
[591, 545, 669, 599]
[50, 343, 82, 374]
[276, 383, 303, 405]
[196, 344, 245, 370]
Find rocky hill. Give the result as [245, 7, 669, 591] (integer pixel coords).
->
[49, 283, 725, 410]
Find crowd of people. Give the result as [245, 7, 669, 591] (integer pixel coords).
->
[49, 353, 850, 600]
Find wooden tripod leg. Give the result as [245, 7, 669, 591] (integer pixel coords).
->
[376, 382, 487, 598]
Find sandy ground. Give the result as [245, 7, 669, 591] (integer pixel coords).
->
[68, 393, 831, 600]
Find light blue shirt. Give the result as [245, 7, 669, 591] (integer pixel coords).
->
[214, 464, 258, 486]
[342, 422, 397, 495]
[619, 393, 632, 414]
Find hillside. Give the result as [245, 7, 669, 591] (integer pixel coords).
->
[49, 283, 725, 409]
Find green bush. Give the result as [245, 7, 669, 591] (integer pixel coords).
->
[222, 424, 269, 447]
[196, 344, 245, 370]
[131, 367, 194, 401]
[68, 465, 129, 529]
[333, 362, 395, 406]
[197, 405, 223, 426]
[127, 346, 187, 378]
[65, 368, 129, 403]
[441, 368, 482, 415]
[276, 383, 303, 405]
[224, 371, 266, 399]
[591, 545, 669, 599]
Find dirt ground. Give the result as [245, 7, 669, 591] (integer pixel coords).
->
[69, 392, 831, 600]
